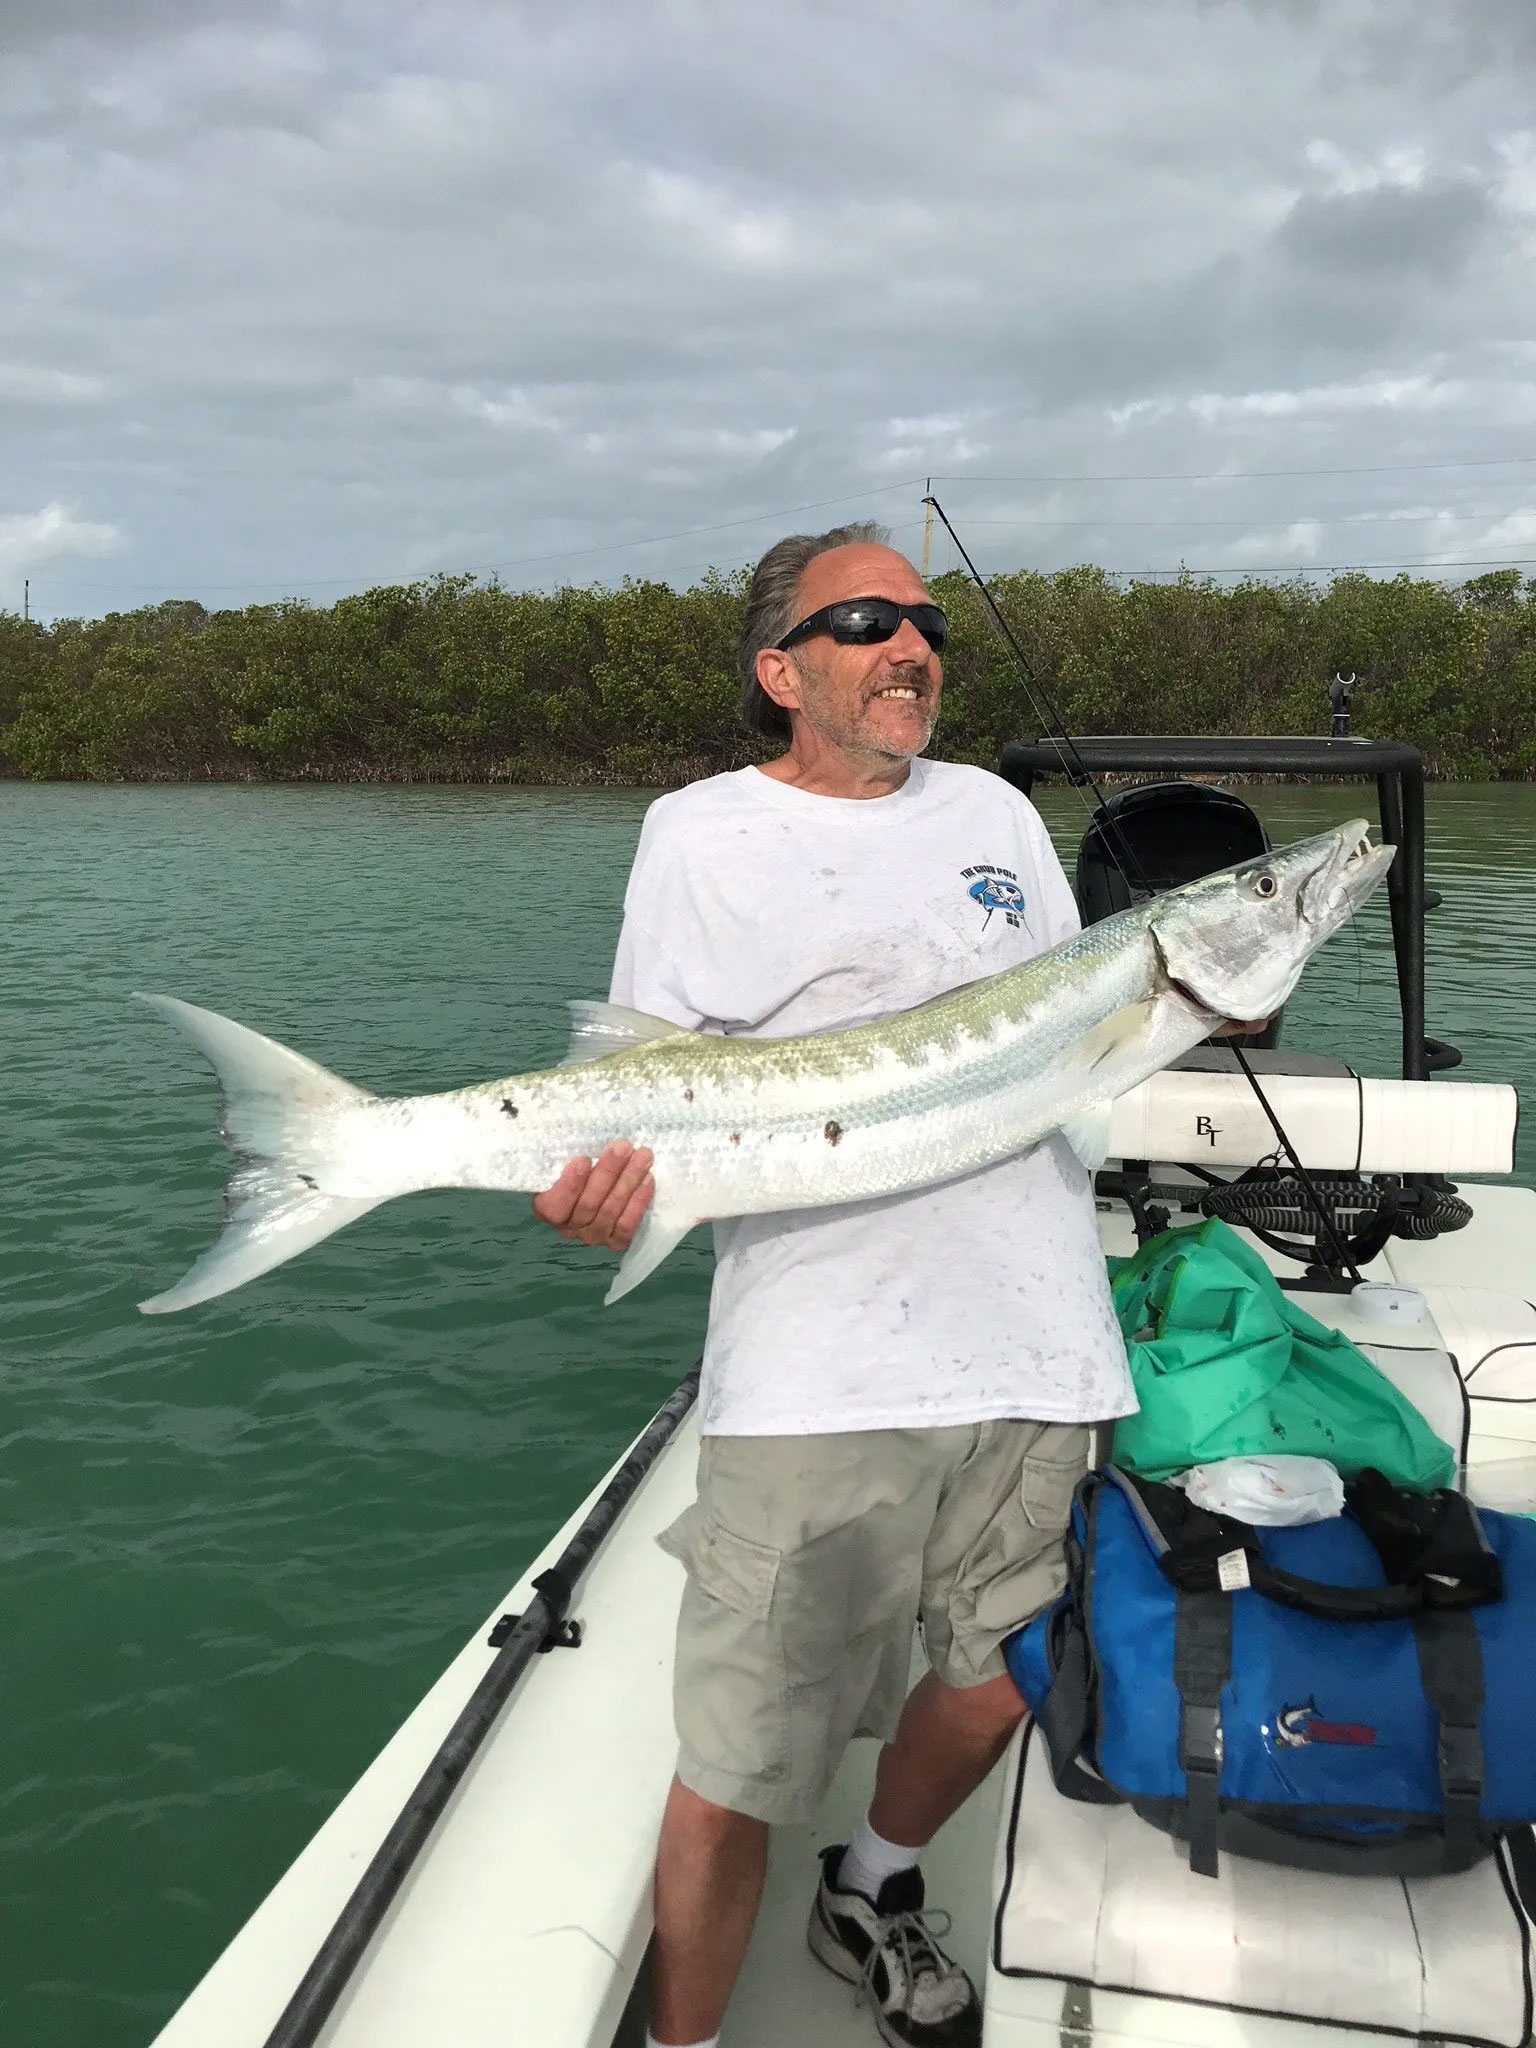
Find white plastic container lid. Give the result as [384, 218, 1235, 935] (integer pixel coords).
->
[1351, 1280, 1429, 1326]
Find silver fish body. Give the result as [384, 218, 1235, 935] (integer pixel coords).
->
[137, 819, 1391, 1313]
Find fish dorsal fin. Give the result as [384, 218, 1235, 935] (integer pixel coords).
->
[562, 1000, 694, 1066]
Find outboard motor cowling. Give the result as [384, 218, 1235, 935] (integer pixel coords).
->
[1075, 780, 1281, 1048]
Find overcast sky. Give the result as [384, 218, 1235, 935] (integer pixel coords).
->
[4, 0, 1535, 620]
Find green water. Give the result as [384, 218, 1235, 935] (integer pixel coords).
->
[3, 780, 1533, 2045]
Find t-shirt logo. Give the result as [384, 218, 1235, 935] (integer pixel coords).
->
[962, 864, 1026, 929]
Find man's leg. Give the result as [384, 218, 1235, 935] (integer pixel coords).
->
[833, 1420, 1086, 1916]
[650, 1427, 937, 2043]
[867, 1669, 1026, 1849]
[807, 1671, 1009, 2046]
[650, 1776, 768, 2048]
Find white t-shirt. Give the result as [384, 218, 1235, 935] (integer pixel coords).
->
[609, 759, 1135, 1437]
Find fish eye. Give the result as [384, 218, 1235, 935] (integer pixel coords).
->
[1254, 871, 1278, 899]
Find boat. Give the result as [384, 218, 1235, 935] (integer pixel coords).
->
[150, 734, 1536, 2048]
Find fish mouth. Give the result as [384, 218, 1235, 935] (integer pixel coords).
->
[1163, 971, 1217, 1013]
[1302, 820, 1394, 927]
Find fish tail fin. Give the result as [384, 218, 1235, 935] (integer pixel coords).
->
[135, 993, 384, 1314]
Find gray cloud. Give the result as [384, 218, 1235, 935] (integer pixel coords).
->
[2, 0, 1535, 615]
[1276, 180, 1491, 282]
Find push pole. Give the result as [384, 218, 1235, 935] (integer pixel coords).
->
[921, 480, 934, 578]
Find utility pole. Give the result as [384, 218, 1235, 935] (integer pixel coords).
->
[920, 480, 934, 579]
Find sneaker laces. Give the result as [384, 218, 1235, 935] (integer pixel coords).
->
[855, 1903, 969, 2021]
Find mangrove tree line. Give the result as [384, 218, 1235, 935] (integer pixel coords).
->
[2, 564, 1533, 782]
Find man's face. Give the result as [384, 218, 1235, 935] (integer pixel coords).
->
[762, 543, 943, 763]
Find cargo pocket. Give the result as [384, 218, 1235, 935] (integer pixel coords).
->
[937, 1427, 1090, 1682]
[660, 1505, 791, 1792]
[1017, 1427, 1091, 1535]
[657, 1504, 780, 1621]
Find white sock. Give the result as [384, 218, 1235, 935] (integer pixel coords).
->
[838, 1811, 920, 1900]
[646, 2033, 719, 2048]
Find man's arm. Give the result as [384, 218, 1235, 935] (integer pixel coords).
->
[532, 863, 702, 1249]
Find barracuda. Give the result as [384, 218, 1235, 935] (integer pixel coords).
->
[136, 820, 1392, 1315]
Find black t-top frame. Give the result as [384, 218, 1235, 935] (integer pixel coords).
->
[997, 735, 1442, 1082]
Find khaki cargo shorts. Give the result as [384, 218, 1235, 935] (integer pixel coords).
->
[655, 1419, 1090, 1825]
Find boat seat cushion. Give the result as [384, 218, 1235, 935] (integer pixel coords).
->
[992, 1722, 1535, 2046]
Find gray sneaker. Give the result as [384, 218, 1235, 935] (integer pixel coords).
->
[806, 1844, 981, 2047]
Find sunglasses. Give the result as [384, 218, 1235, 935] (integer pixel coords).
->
[775, 597, 949, 656]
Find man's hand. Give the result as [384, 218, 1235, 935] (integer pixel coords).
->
[1212, 1016, 1275, 1039]
[532, 1141, 655, 1250]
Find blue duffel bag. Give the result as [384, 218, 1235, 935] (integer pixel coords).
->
[1004, 1464, 1536, 1880]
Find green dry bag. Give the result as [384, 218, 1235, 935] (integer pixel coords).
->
[1106, 1217, 1455, 1489]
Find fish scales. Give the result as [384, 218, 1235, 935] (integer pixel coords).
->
[134, 821, 1393, 1313]
[402, 905, 1157, 1210]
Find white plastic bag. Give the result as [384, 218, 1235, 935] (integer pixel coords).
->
[1178, 1454, 1344, 1526]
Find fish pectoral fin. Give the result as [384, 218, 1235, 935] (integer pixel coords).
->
[1058, 1099, 1115, 1174]
[562, 1001, 696, 1066]
[605, 1203, 700, 1305]
[1075, 999, 1157, 1071]
[1051, 1002, 1157, 1173]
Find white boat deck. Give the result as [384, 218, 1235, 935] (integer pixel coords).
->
[152, 1180, 1536, 2048]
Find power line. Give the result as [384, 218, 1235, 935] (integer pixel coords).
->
[20, 460, 1536, 605]
[928, 509, 1536, 530]
[928, 455, 1536, 483]
[1092, 554, 1536, 577]
[21, 479, 926, 598]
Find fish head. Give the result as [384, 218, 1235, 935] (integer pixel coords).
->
[1147, 819, 1394, 1023]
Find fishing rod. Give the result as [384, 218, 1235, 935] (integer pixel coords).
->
[921, 492, 1364, 1285]
[1227, 1040, 1363, 1283]
[921, 491, 1149, 898]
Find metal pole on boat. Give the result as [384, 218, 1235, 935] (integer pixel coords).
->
[260, 1366, 701, 2048]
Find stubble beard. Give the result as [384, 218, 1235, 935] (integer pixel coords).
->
[792, 654, 938, 763]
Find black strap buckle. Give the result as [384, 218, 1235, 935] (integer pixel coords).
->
[1179, 1703, 1223, 1775]
[1438, 1723, 1485, 1803]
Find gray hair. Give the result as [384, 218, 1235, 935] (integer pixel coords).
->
[737, 521, 893, 738]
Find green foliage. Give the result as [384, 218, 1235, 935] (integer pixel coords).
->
[4, 564, 1533, 782]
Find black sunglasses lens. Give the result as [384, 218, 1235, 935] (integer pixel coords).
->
[828, 598, 902, 644]
[824, 599, 948, 651]
[912, 605, 948, 652]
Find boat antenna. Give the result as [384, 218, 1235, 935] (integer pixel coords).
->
[922, 491, 1364, 1285]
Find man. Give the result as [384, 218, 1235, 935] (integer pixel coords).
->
[532, 526, 1138, 2048]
